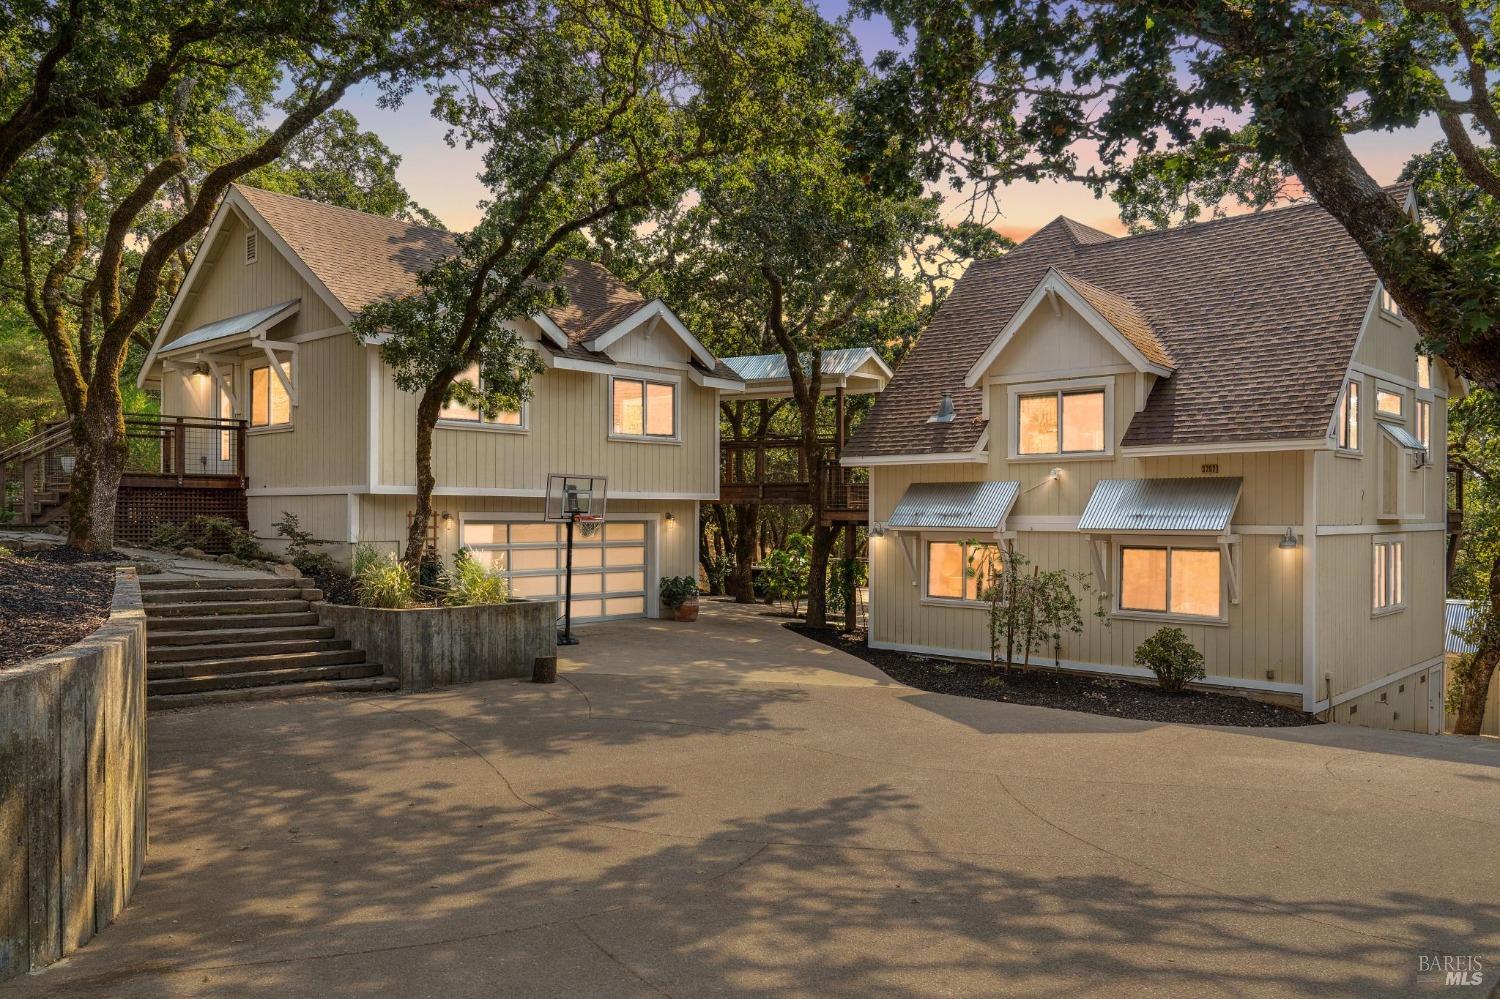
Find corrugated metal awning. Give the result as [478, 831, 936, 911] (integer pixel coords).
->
[1078, 477, 1243, 534]
[886, 480, 1020, 532]
[160, 300, 299, 354]
[1381, 423, 1427, 451]
[1447, 599, 1477, 654]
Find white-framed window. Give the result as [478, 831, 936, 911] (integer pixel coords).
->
[244, 230, 259, 265]
[1336, 379, 1360, 451]
[924, 539, 1001, 603]
[1012, 383, 1108, 458]
[214, 377, 234, 462]
[438, 363, 525, 430]
[1118, 544, 1224, 622]
[1416, 355, 1432, 390]
[1374, 383, 1405, 421]
[1372, 538, 1405, 613]
[610, 375, 677, 440]
[1377, 283, 1400, 318]
[248, 360, 292, 428]
[1416, 398, 1432, 450]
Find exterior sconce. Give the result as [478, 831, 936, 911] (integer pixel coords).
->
[1278, 527, 1298, 550]
[869, 522, 887, 538]
[1048, 466, 1063, 479]
[440, 511, 453, 528]
[664, 511, 675, 524]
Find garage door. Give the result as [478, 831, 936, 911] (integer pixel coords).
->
[459, 519, 651, 621]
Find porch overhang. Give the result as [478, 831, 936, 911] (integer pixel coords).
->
[883, 480, 1021, 536]
[140, 300, 300, 386]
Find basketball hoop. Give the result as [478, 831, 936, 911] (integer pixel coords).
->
[545, 473, 607, 646]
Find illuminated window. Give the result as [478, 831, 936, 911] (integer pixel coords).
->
[1119, 545, 1221, 619]
[1017, 388, 1106, 455]
[611, 377, 676, 439]
[925, 540, 1001, 602]
[1378, 284, 1400, 317]
[1373, 540, 1404, 612]
[1416, 399, 1432, 450]
[439, 364, 524, 427]
[1336, 380, 1360, 451]
[1416, 355, 1431, 390]
[1375, 386, 1404, 420]
[248, 361, 292, 428]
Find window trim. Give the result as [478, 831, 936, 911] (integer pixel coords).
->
[920, 536, 1003, 607]
[1113, 541, 1229, 626]
[436, 365, 529, 433]
[608, 373, 680, 443]
[1335, 378, 1361, 454]
[1005, 378, 1114, 461]
[246, 358, 293, 431]
[1371, 536, 1407, 616]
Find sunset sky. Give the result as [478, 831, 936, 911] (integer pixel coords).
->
[336, 3, 1444, 240]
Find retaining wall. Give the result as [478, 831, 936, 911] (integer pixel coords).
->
[317, 598, 558, 692]
[0, 568, 148, 982]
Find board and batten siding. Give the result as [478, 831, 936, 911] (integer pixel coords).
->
[374, 358, 719, 497]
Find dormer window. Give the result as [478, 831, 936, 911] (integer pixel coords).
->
[1377, 283, 1400, 318]
[1016, 386, 1106, 457]
[244, 230, 259, 265]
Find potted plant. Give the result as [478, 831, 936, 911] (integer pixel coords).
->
[660, 575, 700, 622]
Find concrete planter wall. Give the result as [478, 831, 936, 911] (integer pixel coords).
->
[0, 569, 148, 983]
[316, 599, 558, 692]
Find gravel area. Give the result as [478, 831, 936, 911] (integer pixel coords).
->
[0, 546, 122, 667]
[789, 624, 1319, 727]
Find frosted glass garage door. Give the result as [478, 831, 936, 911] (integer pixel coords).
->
[459, 520, 650, 621]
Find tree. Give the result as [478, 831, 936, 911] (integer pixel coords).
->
[355, 0, 846, 576]
[852, 0, 1500, 391]
[0, 0, 489, 551]
[1447, 388, 1500, 733]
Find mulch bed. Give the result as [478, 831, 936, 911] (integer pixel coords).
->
[790, 624, 1319, 728]
[0, 545, 126, 667]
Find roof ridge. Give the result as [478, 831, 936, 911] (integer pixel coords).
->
[232, 183, 452, 238]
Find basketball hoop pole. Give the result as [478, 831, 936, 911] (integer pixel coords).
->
[546, 473, 605, 648]
[559, 511, 579, 646]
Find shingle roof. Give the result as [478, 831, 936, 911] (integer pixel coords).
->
[231, 186, 670, 365]
[847, 198, 1386, 456]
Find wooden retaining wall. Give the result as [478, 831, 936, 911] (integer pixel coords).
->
[0, 569, 148, 982]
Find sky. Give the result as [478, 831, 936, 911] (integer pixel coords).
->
[334, 3, 1444, 240]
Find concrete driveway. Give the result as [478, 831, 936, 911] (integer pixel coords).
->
[15, 601, 1500, 998]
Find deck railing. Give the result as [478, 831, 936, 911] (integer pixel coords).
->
[719, 437, 867, 513]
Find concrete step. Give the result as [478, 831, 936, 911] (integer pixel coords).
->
[148, 648, 367, 680]
[143, 586, 303, 605]
[147, 661, 384, 695]
[148, 623, 334, 648]
[146, 611, 321, 633]
[148, 675, 399, 710]
[149, 637, 352, 663]
[145, 599, 310, 619]
[140, 576, 307, 593]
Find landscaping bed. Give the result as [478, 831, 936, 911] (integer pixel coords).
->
[790, 624, 1318, 727]
[0, 545, 126, 667]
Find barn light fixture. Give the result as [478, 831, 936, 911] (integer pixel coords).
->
[1278, 527, 1298, 550]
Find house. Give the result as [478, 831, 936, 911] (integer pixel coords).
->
[844, 190, 1460, 732]
[136, 185, 743, 622]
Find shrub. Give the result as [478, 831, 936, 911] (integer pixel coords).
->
[762, 533, 811, 614]
[150, 521, 190, 550]
[660, 575, 699, 609]
[444, 548, 510, 606]
[272, 511, 335, 578]
[351, 543, 415, 609]
[827, 555, 867, 613]
[150, 515, 269, 560]
[1134, 627, 1206, 693]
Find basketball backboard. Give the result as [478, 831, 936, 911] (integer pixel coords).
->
[544, 473, 607, 523]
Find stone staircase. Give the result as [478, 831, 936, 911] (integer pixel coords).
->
[142, 576, 397, 709]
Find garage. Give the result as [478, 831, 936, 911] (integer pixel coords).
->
[458, 517, 653, 621]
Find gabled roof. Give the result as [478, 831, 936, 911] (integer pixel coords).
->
[847, 196, 1397, 457]
[1055, 272, 1175, 371]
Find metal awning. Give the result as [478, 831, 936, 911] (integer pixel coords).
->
[159, 300, 300, 355]
[1078, 477, 1243, 534]
[1380, 423, 1427, 451]
[886, 480, 1020, 532]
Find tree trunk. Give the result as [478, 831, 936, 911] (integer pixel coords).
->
[404, 389, 444, 577]
[842, 523, 857, 633]
[1454, 550, 1500, 735]
[729, 502, 759, 602]
[806, 523, 834, 627]
[65, 386, 126, 552]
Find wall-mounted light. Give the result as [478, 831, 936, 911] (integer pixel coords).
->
[1048, 466, 1063, 479]
[1278, 527, 1298, 550]
[869, 522, 886, 538]
[193, 361, 211, 378]
[440, 511, 453, 529]
[664, 511, 675, 524]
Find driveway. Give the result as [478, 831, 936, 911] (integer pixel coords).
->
[15, 600, 1500, 998]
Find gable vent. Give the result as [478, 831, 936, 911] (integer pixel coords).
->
[244, 230, 259, 265]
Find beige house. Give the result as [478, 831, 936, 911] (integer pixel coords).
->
[844, 190, 1461, 731]
[138, 185, 743, 621]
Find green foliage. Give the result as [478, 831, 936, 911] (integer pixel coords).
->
[978, 545, 1107, 671]
[1134, 628, 1207, 694]
[272, 511, 335, 578]
[0, 302, 61, 452]
[827, 555, 867, 614]
[351, 544, 416, 609]
[150, 515, 268, 560]
[762, 533, 812, 615]
[444, 548, 510, 606]
[660, 575, 700, 610]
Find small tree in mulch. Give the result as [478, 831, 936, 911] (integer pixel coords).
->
[1134, 627, 1207, 693]
[763, 533, 811, 617]
[976, 544, 1106, 672]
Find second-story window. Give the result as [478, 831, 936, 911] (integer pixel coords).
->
[1416, 399, 1432, 450]
[248, 360, 292, 428]
[1417, 355, 1432, 390]
[1375, 384, 1404, 420]
[439, 364, 524, 428]
[611, 376, 676, 439]
[1017, 388, 1105, 456]
[1378, 283, 1401, 318]
[1336, 379, 1360, 451]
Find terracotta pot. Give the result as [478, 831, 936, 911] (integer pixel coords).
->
[673, 598, 699, 622]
